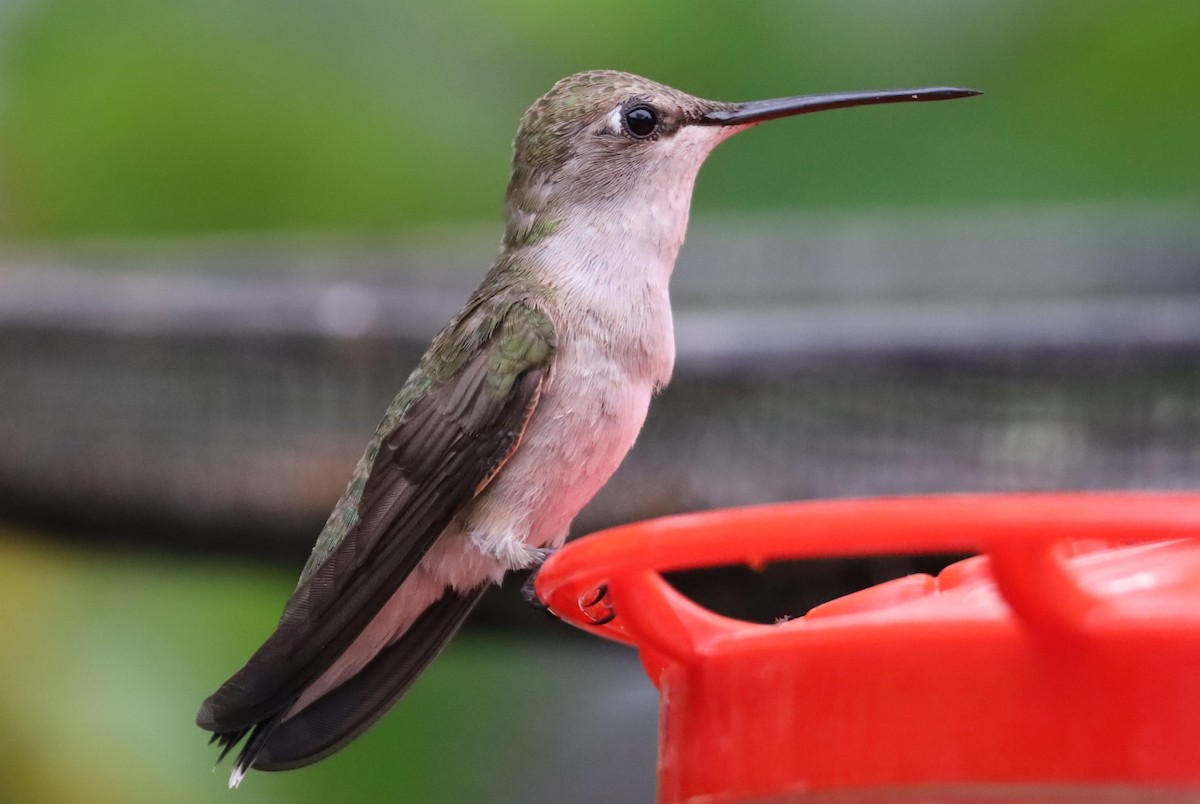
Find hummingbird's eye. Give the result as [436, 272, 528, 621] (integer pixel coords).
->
[622, 105, 659, 139]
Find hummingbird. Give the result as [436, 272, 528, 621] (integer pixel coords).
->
[197, 70, 978, 785]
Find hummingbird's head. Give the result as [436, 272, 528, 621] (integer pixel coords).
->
[503, 70, 978, 251]
[505, 71, 739, 243]
[509, 71, 727, 202]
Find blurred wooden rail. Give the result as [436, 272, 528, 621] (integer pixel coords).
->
[1, 205, 1198, 622]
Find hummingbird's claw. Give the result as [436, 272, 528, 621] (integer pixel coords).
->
[520, 570, 542, 606]
[520, 570, 558, 619]
[580, 584, 616, 626]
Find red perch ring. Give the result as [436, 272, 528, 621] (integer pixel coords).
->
[535, 492, 1200, 803]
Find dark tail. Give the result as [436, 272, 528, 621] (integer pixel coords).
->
[205, 585, 487, 784]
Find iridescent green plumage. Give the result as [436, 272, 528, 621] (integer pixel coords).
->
[297, 268, 556, 584]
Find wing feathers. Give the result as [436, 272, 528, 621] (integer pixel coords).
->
[198, 300, 555, 740]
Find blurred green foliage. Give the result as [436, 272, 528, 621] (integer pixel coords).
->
[0, 1, 1196, 240]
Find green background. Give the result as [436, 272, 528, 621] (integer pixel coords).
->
[0, 2, 1197, 802]
[2, 1, 1197, 242]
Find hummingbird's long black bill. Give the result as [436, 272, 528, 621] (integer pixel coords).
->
[702, 87, 981, 126]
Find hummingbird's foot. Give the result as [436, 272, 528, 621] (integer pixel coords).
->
[580, 584, 616, 626]
[520, 569, 557, 619]
[472, 530, 550, 571]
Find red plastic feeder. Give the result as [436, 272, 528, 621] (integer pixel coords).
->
[535, 493, 1200, 803]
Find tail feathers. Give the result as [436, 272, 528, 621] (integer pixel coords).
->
[208, 729, 240, 762]
[255, 585, 487, 770]
[204, 585, 487, 782]
[208, 708, 290, 787]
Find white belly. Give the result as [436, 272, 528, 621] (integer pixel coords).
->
[483, 357, 654, 536]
